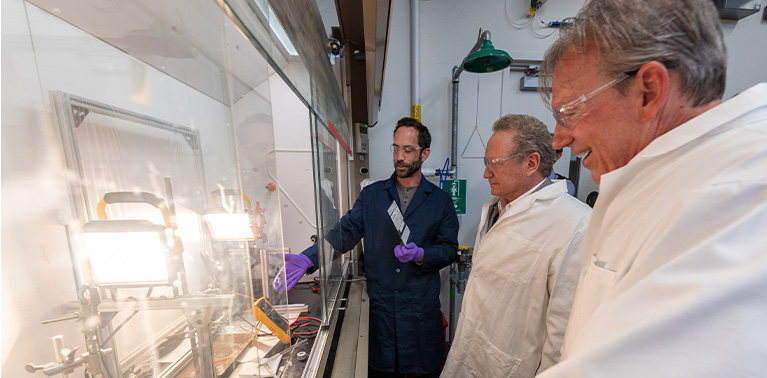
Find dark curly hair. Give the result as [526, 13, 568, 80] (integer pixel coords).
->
[394, 117, 431, 149]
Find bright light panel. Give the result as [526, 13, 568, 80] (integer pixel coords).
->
[252, 0, 299, 56]
[84, 231, 169, 284]
[204, 213, 255, 240]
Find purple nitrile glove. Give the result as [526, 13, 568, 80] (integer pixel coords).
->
[394, 242, 424, 263]
[273, 253, 313, 292]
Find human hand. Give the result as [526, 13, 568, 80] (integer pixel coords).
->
[394, 242, 424, 263]
[273, 253, 313, 292]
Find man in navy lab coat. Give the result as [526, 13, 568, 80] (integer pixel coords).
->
[274, 117, 459, 377]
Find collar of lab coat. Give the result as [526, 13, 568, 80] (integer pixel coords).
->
[589, 83, 767, 223]
[500, 178, 565, 217]
[382, 172, 434, 219]
[596, 83, 767, 215]
[479, 180, 568, 238]
[609, 83, 767, 169]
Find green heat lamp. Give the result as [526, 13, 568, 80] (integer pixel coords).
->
[449, 28, 512, 181]
[462, 39, 512, 73]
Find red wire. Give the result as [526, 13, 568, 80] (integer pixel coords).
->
[290, 317, 322, 326]
[215, 269, 257, 301]
[239, 320, 254, 333]
[293, 331, 319, 335]
[217, 268, 300, 336]
[290, 317, 321, 335]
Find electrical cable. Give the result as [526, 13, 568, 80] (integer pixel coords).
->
[439, 157, 450, 189]
[252, 321, 277, 338]
[290, 317, 321, 337]
[99, 353, 113, 378]
[503, 0, 556, 39]
[99, 288, 153, 349]
[530, 12, 557, 39]
[213, 253, 300, 340]
[99, 310, 138, 348]
[215, 267, 257, 301]
[239, 320, 253, 332]
[235, 313, 273, 336]
[504, 0, 534, 29]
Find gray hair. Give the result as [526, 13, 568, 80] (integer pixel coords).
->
[539, 0, 726, 108]
[492, 114, 555, 178]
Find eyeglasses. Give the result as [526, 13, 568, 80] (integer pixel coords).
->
[552, 73, 631, 130]
[391, 145, 423, 155]
[483, 152, 528, 171]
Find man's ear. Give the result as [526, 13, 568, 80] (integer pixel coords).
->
[635, 61, 670, 123]
[420, 147, 430, 162]
[526, 153, 540, 176]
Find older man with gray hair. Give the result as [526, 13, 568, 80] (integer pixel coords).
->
[442, 114, 591, 378]
[536, 0, 767, 377]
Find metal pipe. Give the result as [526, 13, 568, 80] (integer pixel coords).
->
[410, 0, 420, 113]
[449, 264, 456, 344]
[52, 336, 69, 378]
[259, 248, 271, 301]
[164, 177, 188, 296]
[450, 28, 499, 180]
[451, 66, 460, 179]
[195, 326, 216, 378]
[456, 250, 472, 294]
[182, 307, 216, 378]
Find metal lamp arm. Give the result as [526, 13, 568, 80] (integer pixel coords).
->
[453, 28, 492, 80]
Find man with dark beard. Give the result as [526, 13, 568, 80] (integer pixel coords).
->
[274, 117, 459, 377]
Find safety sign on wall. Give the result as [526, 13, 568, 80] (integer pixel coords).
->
[443, 179, 466, 215]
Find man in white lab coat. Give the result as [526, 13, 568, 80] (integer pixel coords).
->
[535, 0, 767, 377]
[441, 115, 591, 378]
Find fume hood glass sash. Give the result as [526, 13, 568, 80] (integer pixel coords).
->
[18, 2, 288, 375]
[220, 0, 352, 151]
[309, 113, 347, 324]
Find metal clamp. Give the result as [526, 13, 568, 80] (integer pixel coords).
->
[26, 335, 113, 376]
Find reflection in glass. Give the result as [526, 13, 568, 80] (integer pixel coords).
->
[4, 0, 351, 376]
[311, 115, 347, 324]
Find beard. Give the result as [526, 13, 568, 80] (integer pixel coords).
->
[394, 158, 423, 178]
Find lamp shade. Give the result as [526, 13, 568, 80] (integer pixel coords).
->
[462, 40, 512, 73]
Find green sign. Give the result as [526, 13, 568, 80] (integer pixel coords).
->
[443, 179, 466, 215]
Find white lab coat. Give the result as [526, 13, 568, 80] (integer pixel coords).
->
[441, 180, 591, 378]
[537, 83, 767, 378]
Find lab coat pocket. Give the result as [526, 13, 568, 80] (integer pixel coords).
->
[481, 229, 543, 287]
[464, 330, 522, 378]
[586, 255, 618, 287]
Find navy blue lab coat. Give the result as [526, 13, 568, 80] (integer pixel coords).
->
[303, 173, 459, 373]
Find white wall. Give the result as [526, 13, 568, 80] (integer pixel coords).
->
[372, 0, 767, 248]
[371, 0, 588, 247]
[369, 0, 767, 329]
[720, 13, 767, 98]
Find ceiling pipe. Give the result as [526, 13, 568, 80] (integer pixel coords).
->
[411, 0, 420, 121]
